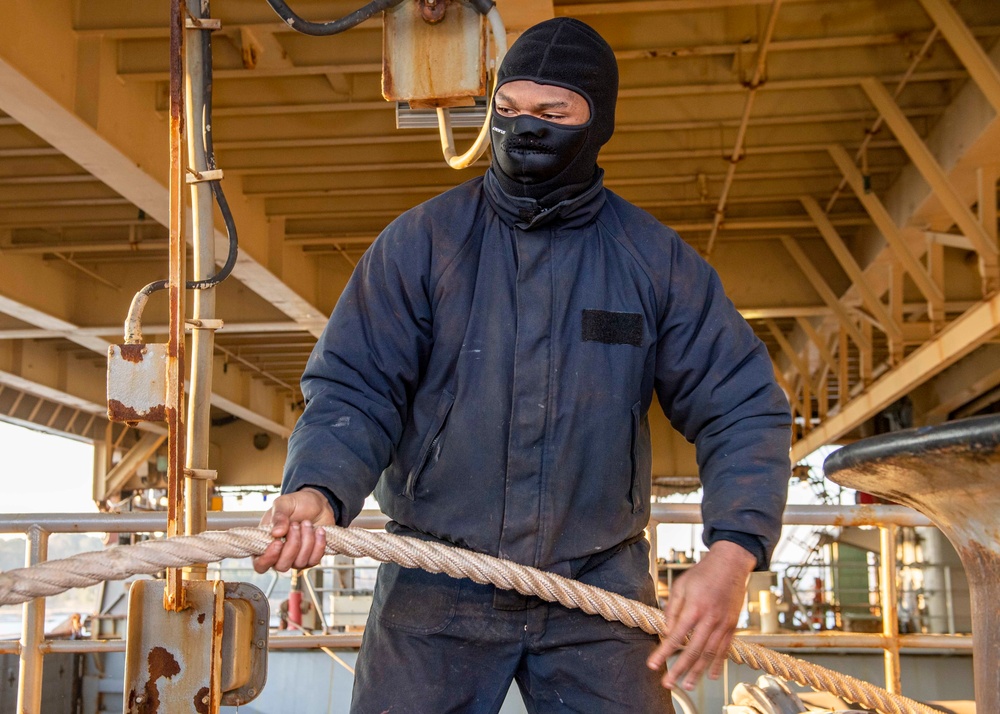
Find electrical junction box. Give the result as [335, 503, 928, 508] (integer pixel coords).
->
[382, 0, 488, 109]
[107, 343, 169, 424]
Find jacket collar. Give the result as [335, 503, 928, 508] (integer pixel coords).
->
[484, 168, 607, 231]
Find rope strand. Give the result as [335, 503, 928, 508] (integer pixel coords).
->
[0, 525, 938, 714]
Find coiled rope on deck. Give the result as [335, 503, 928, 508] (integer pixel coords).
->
[0, 525, 938, 714]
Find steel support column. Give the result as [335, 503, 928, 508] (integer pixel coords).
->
[183, 0, 216, 579]
[879, 526, 901, 694]
[16, 525, 48, 714]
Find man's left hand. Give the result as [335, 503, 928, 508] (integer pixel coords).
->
[647, 540, 756, 690]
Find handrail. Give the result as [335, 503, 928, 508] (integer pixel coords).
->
[0, 503, 931, 534]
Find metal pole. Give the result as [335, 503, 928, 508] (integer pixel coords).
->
[943, 565, 955, 635]
[183, 0, 216, 580]
[164, 0, 188, 612]
[879, 525, 902, 694]
[16, 525, 48, 714]
[0, 503, 934, 535]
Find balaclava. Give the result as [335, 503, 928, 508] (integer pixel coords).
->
[489, 17, 619, 205]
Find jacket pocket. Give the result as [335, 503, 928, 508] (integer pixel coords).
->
[629, 400, 643, 514]
[372, 562, 462, 635]
[402, 390, 455, 500]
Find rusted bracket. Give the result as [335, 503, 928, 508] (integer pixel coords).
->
[185, 17, 222, 31]
[185, 168, 224, 184]
[186, 318, 224, 331]
[124, 579, 269, 713]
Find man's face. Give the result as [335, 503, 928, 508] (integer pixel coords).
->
[493, 80, 591, 125]
[490, 80, 593, 187]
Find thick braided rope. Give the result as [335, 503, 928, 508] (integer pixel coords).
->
[0, 526, 937, 714]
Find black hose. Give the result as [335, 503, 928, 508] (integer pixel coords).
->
[468, 0, 495, 16]
[137, 2, 236, 304]
[188, 10, 238, 292]
[264, 0, 405, 36]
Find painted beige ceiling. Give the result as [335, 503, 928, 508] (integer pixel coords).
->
[0, 0, 998, 498]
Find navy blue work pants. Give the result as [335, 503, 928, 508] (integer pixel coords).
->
[351, 538, 676, 713]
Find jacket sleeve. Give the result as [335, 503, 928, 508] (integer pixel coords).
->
[281, 216, 434, 526]
[653, 234, 791, 570]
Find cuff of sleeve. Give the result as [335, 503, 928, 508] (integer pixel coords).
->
[295, 484, 346, 527]
[705, 530, 768, 571]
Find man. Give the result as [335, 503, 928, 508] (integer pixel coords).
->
[253, 16, 790, 713]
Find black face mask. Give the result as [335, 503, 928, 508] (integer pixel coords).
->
[489, 111, 602, 203]
[490, 112, 589, 185]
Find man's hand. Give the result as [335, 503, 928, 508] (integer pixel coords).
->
[252, 488, 337, 574]
[647, 540, 755, 691]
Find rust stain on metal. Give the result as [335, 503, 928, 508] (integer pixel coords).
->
[197, 613, 206, 624]
[119, 344, 147, 363]
[163, 0, 187, 612]
[169, 0, 184, 129]
[194, 687, 210, 714]
[383, 1, 486, 103]
[134, 645, 181, 712]
[108, 399, 166, 424]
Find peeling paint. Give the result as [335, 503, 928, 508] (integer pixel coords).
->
[119, 343, 147, 363]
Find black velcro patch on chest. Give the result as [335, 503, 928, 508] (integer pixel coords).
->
[581, 310, 643, 347]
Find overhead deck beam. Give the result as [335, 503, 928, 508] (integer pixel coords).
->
[827, 144, 945, 309]
[795, 316, 837, 374]
[860, 77, 999, 293]
[0, 47, 327, 337]
[0, 293, 293, 438]
[800, 195, 902, 342]
[0, 321, 305, 341]
[918, 345, 1000, 420]
[790, 291, 1000, 462]
[617, 70, 966, 100]
[917, 0, 1000, 116]
[778, 236, 869, 352]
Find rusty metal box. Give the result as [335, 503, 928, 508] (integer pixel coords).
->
[107, 343, 169, 423]
[382, 0, 487, 108]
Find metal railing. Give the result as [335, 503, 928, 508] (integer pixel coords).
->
[0, 504, 974, 712]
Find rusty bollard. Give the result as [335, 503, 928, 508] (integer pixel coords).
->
[823, 414, 1000, 713]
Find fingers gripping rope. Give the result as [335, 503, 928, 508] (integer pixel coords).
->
[0, 525, 938, 714]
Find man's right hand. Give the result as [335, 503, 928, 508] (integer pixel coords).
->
[252, 488, 337, 574]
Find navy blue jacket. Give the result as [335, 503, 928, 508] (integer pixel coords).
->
[283, 170, 790, 575]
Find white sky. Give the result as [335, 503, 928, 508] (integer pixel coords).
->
[0, 420, 96, 515]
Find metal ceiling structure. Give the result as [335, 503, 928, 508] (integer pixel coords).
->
[0, 0, 998, 501]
